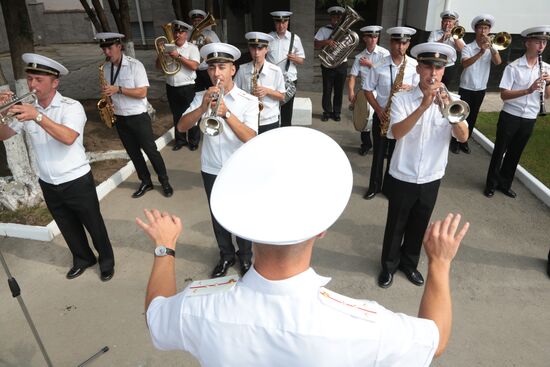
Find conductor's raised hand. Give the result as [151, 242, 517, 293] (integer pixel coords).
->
[136, 209, 182, 249]
[423, 213, 469, 264]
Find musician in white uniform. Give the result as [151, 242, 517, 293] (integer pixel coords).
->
[235, 32, 285, 134]
[177, 43, 258, 278]
[140, 127, 470, 367]
[0, 54, 115, 281]
[347, 25, 389, 156]
[188, 9, 221, 92]
[428, 10, 465, 86]
[363, 27, 418, 200]
[452, 14, 502, 155]
[96, 32, 173, 199]
[484, 26, 550, 199]
[157, 20, 201, 151]
[267, 11, 305, 127]
[378, 43, 469, 289]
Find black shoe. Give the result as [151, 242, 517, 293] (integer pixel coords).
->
[321, 113, 330, 122]
[547, 260, 550, 278]
[378, 270, 393, 288]
[172, 142, 185, 151]
[484, 188, 495, 198]
[211, 257, 236, 278]
[132, 182, 153, 198]
[363, 189, 377, 200]
[100, 268, 114, 282]
[333, 114, 341, 121]
[460, 142, 471, 154]
[450, 140, 460, 154]
[239, 259, 252, 276]
[66, 261, 96, 280]
[358, 144, 370, 156]
[399, 267, 424, 286]
[498, 186, 517, 198]
[188, 144, 199, 151]
[161, 182, 174, 197]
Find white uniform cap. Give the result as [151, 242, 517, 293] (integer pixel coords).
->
[440, 10, 459, 20]
[360, 25, 383, 35]
[200, 42, 241, 63]
[189, 9, 207, 19]
[471, 14, 495, 30]
[270, 11, 292, 21]
[521, 25, 550, 39]
[22, 53, 69, 76]
[327, 6, 345, 15]
[387, 26, 416, 41]
[94, 32, 125, 47]
[245, 32, 275, 47]
[171, 20, 192, 32]
[410, 42, 456, 67]
[211, 127, 353, 246]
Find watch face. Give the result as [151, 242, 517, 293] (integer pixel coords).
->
[155, 246, 167, 256]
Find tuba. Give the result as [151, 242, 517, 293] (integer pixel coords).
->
[97, 61, 116, 128]
[319, 6, 364, 68]
[199, 79, 225, 136]
[155, 23, 182, 75]
[190, 13, 217, 48]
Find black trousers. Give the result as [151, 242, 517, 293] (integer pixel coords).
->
[280, 80, 297, 127]
[381, 175, 441, 273]
[40, 171, 114, 271]
[441, 64, 458, 87]
[321, 63, 347, 115]
[166, 84, 199, 146]
[259, 121, 280, 134]
[201, 171, 252, 262]
[485, 111, 535, 191]
[115, 112, 169, 185]
[360, 131, 372, 148]
[451, 88, 486, 146]
[195, 69, 213, 92]
[368, 114, 396, 193]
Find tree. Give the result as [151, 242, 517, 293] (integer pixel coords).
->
[0, 0, 42, 210]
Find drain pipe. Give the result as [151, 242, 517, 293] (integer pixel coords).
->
[134, 0, 146, 45]
[396, 0, 406, 26]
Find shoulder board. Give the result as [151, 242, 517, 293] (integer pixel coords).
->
[509, 58, 521, 66]
[266, 62, 280, 71]
[186, 274, 239, 296]
[60, 96, 77, 105]
[319, 287, 379, 322]
[125, 56, 138, 63]
[236, 88, 257, 101]
[406, 56, 418, 66]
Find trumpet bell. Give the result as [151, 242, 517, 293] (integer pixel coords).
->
[199, 116, 224, 136]
[490, 32, 512, 51]
[451, 25, 465, 40]
[445, 100, 470, 124]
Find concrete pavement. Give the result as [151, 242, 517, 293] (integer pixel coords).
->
[0, 44, 549, 366]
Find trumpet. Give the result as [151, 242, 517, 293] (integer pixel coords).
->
[432, 79, 469, 124]
[0, 90, 37, 124]
[450, 25, 465, 40]
[199, 79, 224, 136]
[488, 32, 512, 51]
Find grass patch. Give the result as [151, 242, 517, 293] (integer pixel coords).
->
[0, 202, 52, 226]
[476, 112, 550, 187]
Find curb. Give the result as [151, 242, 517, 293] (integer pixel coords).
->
[472, 128, 550, 207]
[0, 128, 175, 242]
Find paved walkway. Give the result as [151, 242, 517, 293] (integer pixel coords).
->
[0, 44, 549, 366]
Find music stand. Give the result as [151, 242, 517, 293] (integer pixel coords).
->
[0, 248, 108, 366]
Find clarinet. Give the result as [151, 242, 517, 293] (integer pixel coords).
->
[538, 52, 547, 116]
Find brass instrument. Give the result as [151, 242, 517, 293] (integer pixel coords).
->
[538, 52, 547, 116]
[380, 54, 407, 137]
[0, 90, 37, 124]
[450, 25, 465, 40]
[190, 13, 217, 48]
[319, 6, 364, 68]
[97, 61, 116, 128]
[489, 32, 512, 50]
[251, 57, 264, 112]
[155, 23, 182, 75]
[199, 79, 225, 136]
[432, 79, 470, 123]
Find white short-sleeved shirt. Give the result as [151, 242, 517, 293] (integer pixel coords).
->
[459, 41, 493, 91]
[428, 30, 460, 50]
[388, 87, 466, 184]
[234, 61, 285, 125]
[9, 92, 90, 184]
[364, 55, 419, 108]
[103, 55, 150, 116]
[187, 28, 220, 44]
[267, 31, 305, 81]
[165, 41, 201, 87]
[147, 266, 438, 367]
[350, 45, 389, 80]
[500, 55, 549, 119]
[315, 25, 348, 63]
[184, 85, 259, 175]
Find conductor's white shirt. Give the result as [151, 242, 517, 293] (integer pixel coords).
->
[184, 84, 259, 175]
[147, 266, 438, 367]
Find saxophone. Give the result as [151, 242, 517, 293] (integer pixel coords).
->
[251, 57, 264, 111]
[97, 61, 116, 128]
[380, 54, 407, 137]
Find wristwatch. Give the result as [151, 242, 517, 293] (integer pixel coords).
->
[154, 245, 175, 257]
[35, 113, 43, 123]
[224, 110, 231, 119]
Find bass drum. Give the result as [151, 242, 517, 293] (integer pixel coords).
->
[352, 91, 371, 132]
